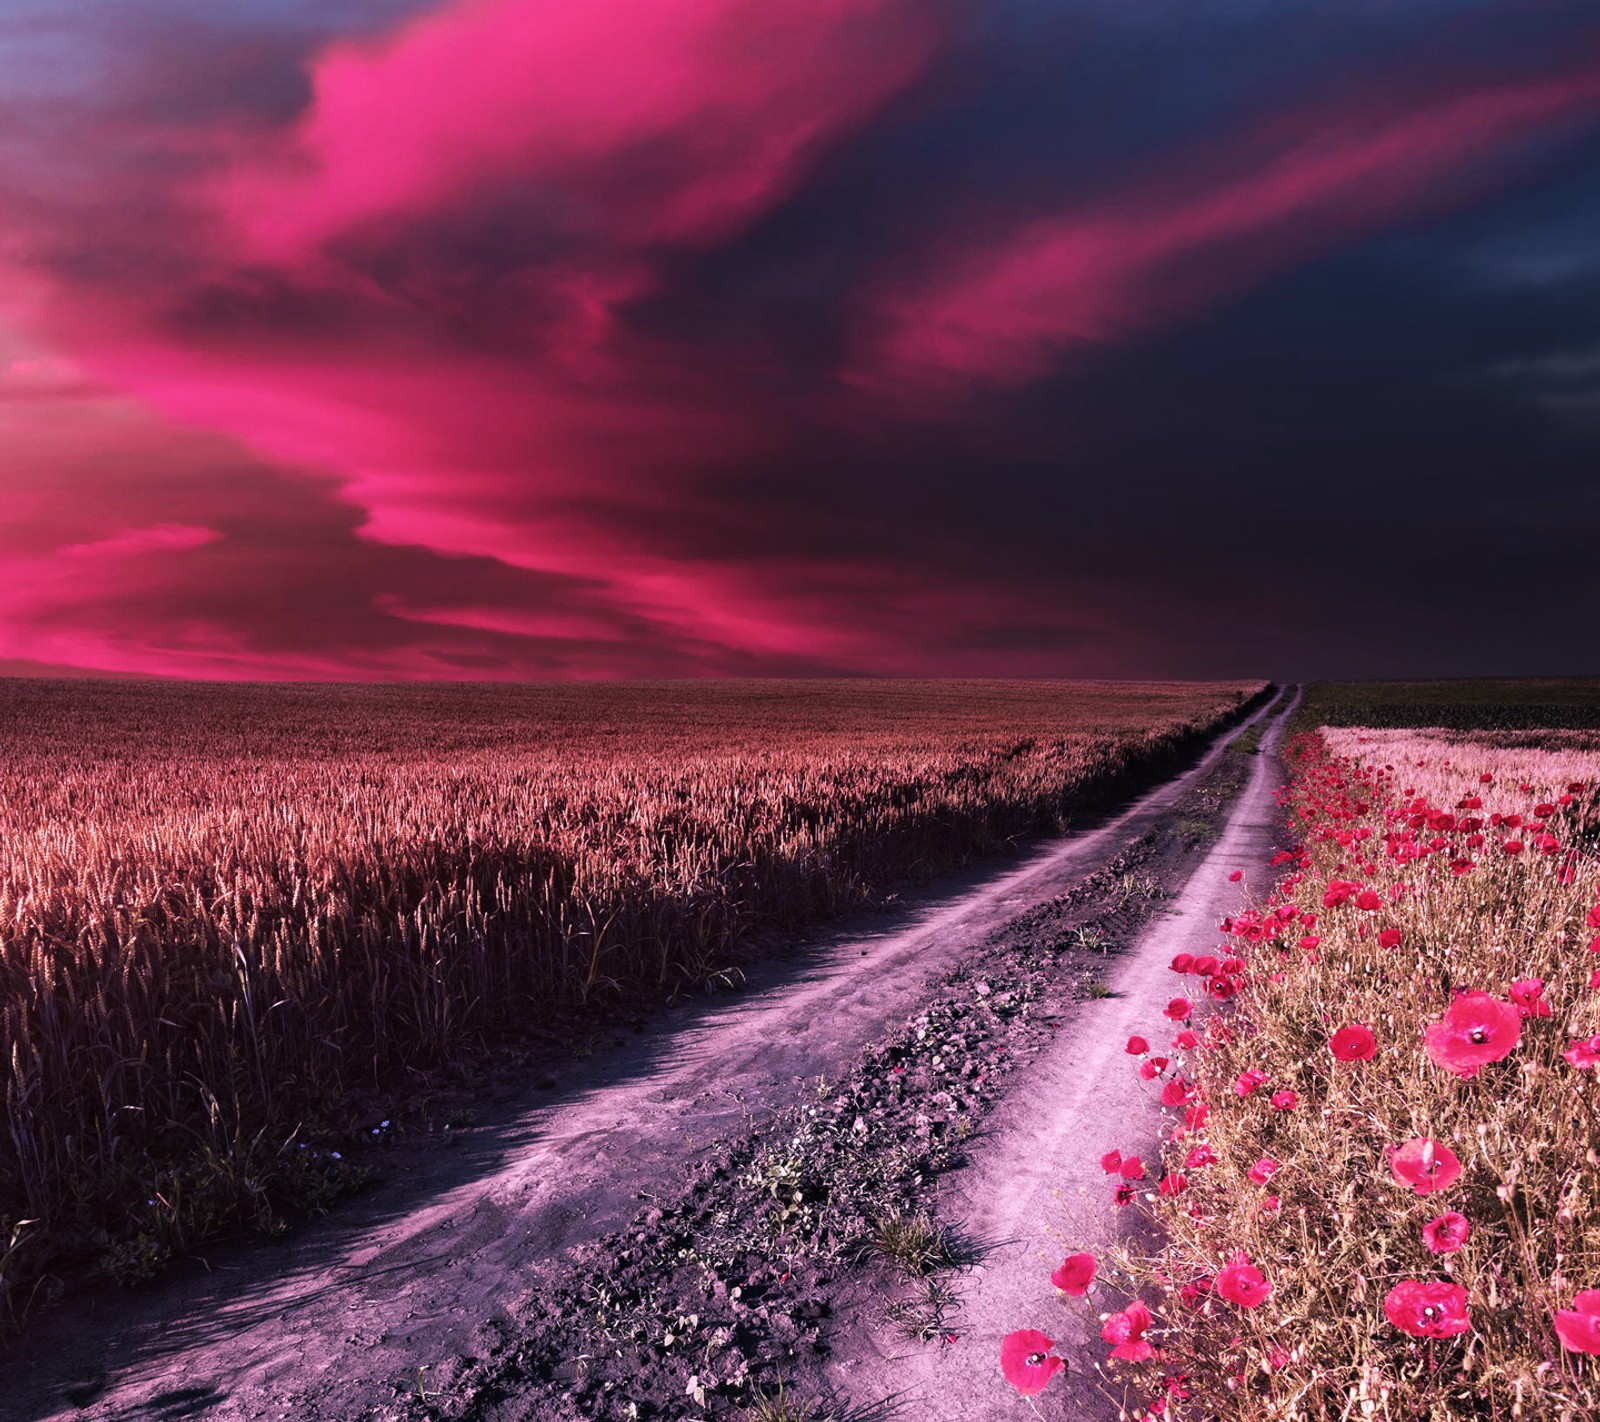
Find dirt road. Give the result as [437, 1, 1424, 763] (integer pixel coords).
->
[10, 692, 1285, 1422]
[827, 687, 1301, 1419]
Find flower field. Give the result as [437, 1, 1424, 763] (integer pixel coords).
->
[0, 676, 1261, 1302]
[1002, 712, 1600, 1419]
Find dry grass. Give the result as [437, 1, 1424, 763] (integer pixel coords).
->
[1116, 726, 1600, 1421]
[0, 676, 1260, 1297]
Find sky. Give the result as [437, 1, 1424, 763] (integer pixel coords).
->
[2, 0, 1599, 682]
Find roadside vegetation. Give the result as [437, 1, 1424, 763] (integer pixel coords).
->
[0, 676, 1262, 1307]
[1001, 683, 1600, 1419]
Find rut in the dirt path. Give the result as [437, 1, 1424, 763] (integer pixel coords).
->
[824, 689, 1301, 1422]
[8, 698, 1276, 1422]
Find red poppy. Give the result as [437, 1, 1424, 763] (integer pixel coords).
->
[1159, 1171, 1188, 1196]
[1391, 1138, 1463, 1195]
[1215, 1252, 1272, 1308]
[1330, 1024, 1377, 1061]
[1126, 1035, 1150, 1055]
[1508, 978, 1551, 1019]
[1233, 1068, 1267, 1096]
[1355, 889, 1382, 911]
[1563, 1034, 1600, 1069]
[1101, 1148, 1124, 1173]
[1247, 1156, 1279, 1184]
[1101, 1300, 1155, 1361]
[1119, 1155, 1146, 1181]
[1170, 952, 1195, 974]
[1379, 929, 1402, 948]
[1422, 1212, 1470, 1255]
[1165, 998, 1193, 1021]
[1228, 870, 1243, 882]
[1051, 1252, 1096, 1296]
[1554, 1291, 1600, 1354]
[1502, 839, 1524, 856]
[1191, 955, 1221, 977]
[1000, 1329, 1065, 1396]
[1161, 1077, 1197, 1108]
[1423, 992, 1521, 1078]
[1173, 1029, 1200, 1050]
[1383, 1280, 1471, 1338]
[1114, 1181, 1137, 1207]
[1139, 1058, 1168, 1080]
[1270, 1089, 1298, 1111]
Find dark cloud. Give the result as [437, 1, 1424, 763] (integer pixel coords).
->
[0, 0, 1598, 679]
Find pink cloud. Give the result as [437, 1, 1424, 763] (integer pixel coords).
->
[0, 0, 947, 676]
[854, 56, 1600, 394]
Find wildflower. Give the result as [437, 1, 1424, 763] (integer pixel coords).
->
[1101, 1149, 1126, 1173]
[1173, 1029, 1200, 1050]
[1355, 889, 1382, 911]
[1215, 1252, 1272, 1308]
[1554, 1291, 1600, 1354]
[1330, 1024, 1377, 1061]
[1162, 1077, 1198, 1108]
[1383, 1280, 1471, 1338]
[1191, 955, 1221, 977]
[1184, 1143, 1216, 1170]
[1228, 870, 1242, 882]
[1247, 1157, 1279, 1184]
[1379, 929, 1402, 948]
[1391, 1138, 1463, 1195]
[1170, 952, 1195, 973]
[1101, 1300, 1155, 1361]
[1165, 998, 1193, 1021]
[1119, 1155, 1146, 1181]
[1508, 978, 1551, 1019]
[1126, 1035, 1150, 1055]
[1563, 1034, 1600, 1069]
[1233, 1068, 1267, 1096]
[1000, 1329, 1065, 1395]
[1270, 1089, 1298, 1111]
[1423, 991, 1521, 1078]
[1051, 1252, 1096, 1297]
[1422, 1212, 1471, 1255]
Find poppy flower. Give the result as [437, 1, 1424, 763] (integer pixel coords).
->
[1563, 1035, 1600, 1069]
[1247, 1156, 1279, 1184]
[1126, 1035, 1150, 1055]
[1101, 1148, 1125, 1173]
[1554, 1291, 1600, 1354]
[1161, 1077, 1197, 1108]
[1159, 1171, 1188, 1196]
[1391, 1138, 1463, 1195]
[1379, 929, 1402, 948]
[1173, 1029, 1200, 1050]
[1423, 992, 1521, 1078]
[1422, 1212, 1471, 1255]
[1270, 1089, 1298, 1111]
[1000, 1329, 1065, 1395]
[1355, 889, 1382, 911]
[1119, 1155, 1146, 1181]
[1215, 1252, 1272, 1308]
[1051, 1252, 1096, 1296]
[1508, 978, 1551, 1019]
[1191, 955, 1221, 978]
[1185, 1143, 1216, 1170]
[1330, 1024, 1377, 1061]
[1165, 998, 1193, 1021]
[1170, 952, 1194, 974]
[1228, 870, 1243, 882]
[1114, 1181, 1137, 1207]
[1234, 1068, 1267, 1096]
[1101, 1300, 1154, 1361]
[1383, 1280, 1471, 1338]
